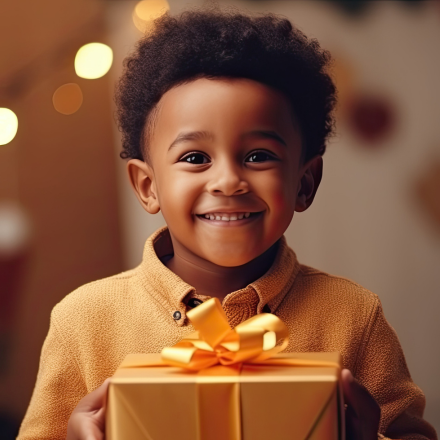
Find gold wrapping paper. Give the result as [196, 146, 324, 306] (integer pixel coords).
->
[107, 299, 344, 439]
[106, 352, 345, 440]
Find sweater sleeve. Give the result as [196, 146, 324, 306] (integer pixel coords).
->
[353, 298, 437, 440]
[17, 308, 88, 440]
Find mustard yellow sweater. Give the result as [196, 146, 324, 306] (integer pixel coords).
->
[18, 227, 437, 439]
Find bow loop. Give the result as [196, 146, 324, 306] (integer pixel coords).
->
[187, 297, 234, 347]
[161, 298, 289, 370]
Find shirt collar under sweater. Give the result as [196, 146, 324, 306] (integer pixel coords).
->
[137, 226, 300, 328]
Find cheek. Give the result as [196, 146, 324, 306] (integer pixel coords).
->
[267, 183, 296, 240]
[263, 174, 296, 215]
[157, 173, 199, 220]
[272, 189, 289, 212]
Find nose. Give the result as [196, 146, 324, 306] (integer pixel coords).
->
[206, 161, 249, 196]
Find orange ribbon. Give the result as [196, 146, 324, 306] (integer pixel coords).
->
[161, 297, 340, 370]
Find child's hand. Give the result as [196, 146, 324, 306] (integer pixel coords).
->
[342, 369, 381, 440]
[66, 378, 110, 440]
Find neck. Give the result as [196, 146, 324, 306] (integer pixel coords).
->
[165, 235, 280, 302]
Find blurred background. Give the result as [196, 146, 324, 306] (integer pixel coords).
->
[0, 0, 439, 437]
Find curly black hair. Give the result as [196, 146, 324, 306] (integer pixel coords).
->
[115, 8, 336, 162]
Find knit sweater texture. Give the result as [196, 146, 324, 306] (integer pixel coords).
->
[18, 227, 437, 440]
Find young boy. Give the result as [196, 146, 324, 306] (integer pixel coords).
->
[18, 9, 436, 440]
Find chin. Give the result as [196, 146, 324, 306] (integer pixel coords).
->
[211, 256, 252, 267]
[201, 244, 260, 267]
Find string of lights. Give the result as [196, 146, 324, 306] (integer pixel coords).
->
[0, 0, 171, 146]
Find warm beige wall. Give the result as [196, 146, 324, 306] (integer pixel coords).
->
[0, 0, 123, 423]
[108, 0, 440, 430]
[275, 2, 440, 429]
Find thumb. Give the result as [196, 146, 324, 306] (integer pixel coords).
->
[79, 378, 111, 412]
[341, 369, 381, 440]
[341, 369, 357, 410]
[342, 369, 379, 415]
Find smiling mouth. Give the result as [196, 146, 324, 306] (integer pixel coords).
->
[196, 212, 262, 222]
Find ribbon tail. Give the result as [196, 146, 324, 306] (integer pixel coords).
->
[196, 366, 242, 440]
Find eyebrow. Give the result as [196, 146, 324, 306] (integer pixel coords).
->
[242, 130, 287, 147]
[167, 129, 287, 151]
[168, 131, 213, 150]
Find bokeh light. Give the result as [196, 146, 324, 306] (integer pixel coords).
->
[52, 83, 83, 115]
[74, 43, 113, 79]
[133, 0, 169, 33]
[0, 202, 31, 257]
[0, 108, 18, 145]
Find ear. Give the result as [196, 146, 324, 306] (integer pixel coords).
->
[295, 156, 323, 213]
[127, 159, 161, 214]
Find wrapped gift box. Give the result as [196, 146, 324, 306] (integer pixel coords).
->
[106, 352, 344, 440]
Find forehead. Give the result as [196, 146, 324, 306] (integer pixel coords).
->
[150, 77, 300, 147]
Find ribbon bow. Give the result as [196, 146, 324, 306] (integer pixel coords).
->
[161, 298, 289, 370]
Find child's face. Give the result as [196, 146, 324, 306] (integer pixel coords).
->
[128, 78, 321, 266]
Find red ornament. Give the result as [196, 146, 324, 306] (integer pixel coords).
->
[346, 95, 396, 144]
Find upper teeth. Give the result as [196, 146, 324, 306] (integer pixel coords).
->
[203, 212, 251, 221]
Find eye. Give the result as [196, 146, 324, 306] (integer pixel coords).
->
[246, 151, 277, 163]
[180, 152, 210, 164]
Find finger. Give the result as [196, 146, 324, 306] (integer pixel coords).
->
[342, 370, 380, 419]
[341, 369, 356, 409]
[341, 369, 381, 440]
[79, 378, 111, 412]
[77, 421, 106, 440]
[94, 378, 111, 429]
[341, 369, 359, 440]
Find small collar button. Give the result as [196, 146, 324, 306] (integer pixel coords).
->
[173, 311, 182, 320]
[187, 298, 203, 309]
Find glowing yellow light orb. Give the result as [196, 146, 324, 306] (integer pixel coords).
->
[133, 0, 169, 33]
[0, 108, 18, 145]
[74, 43, 113, 79]
[53, 83, 83, 115]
